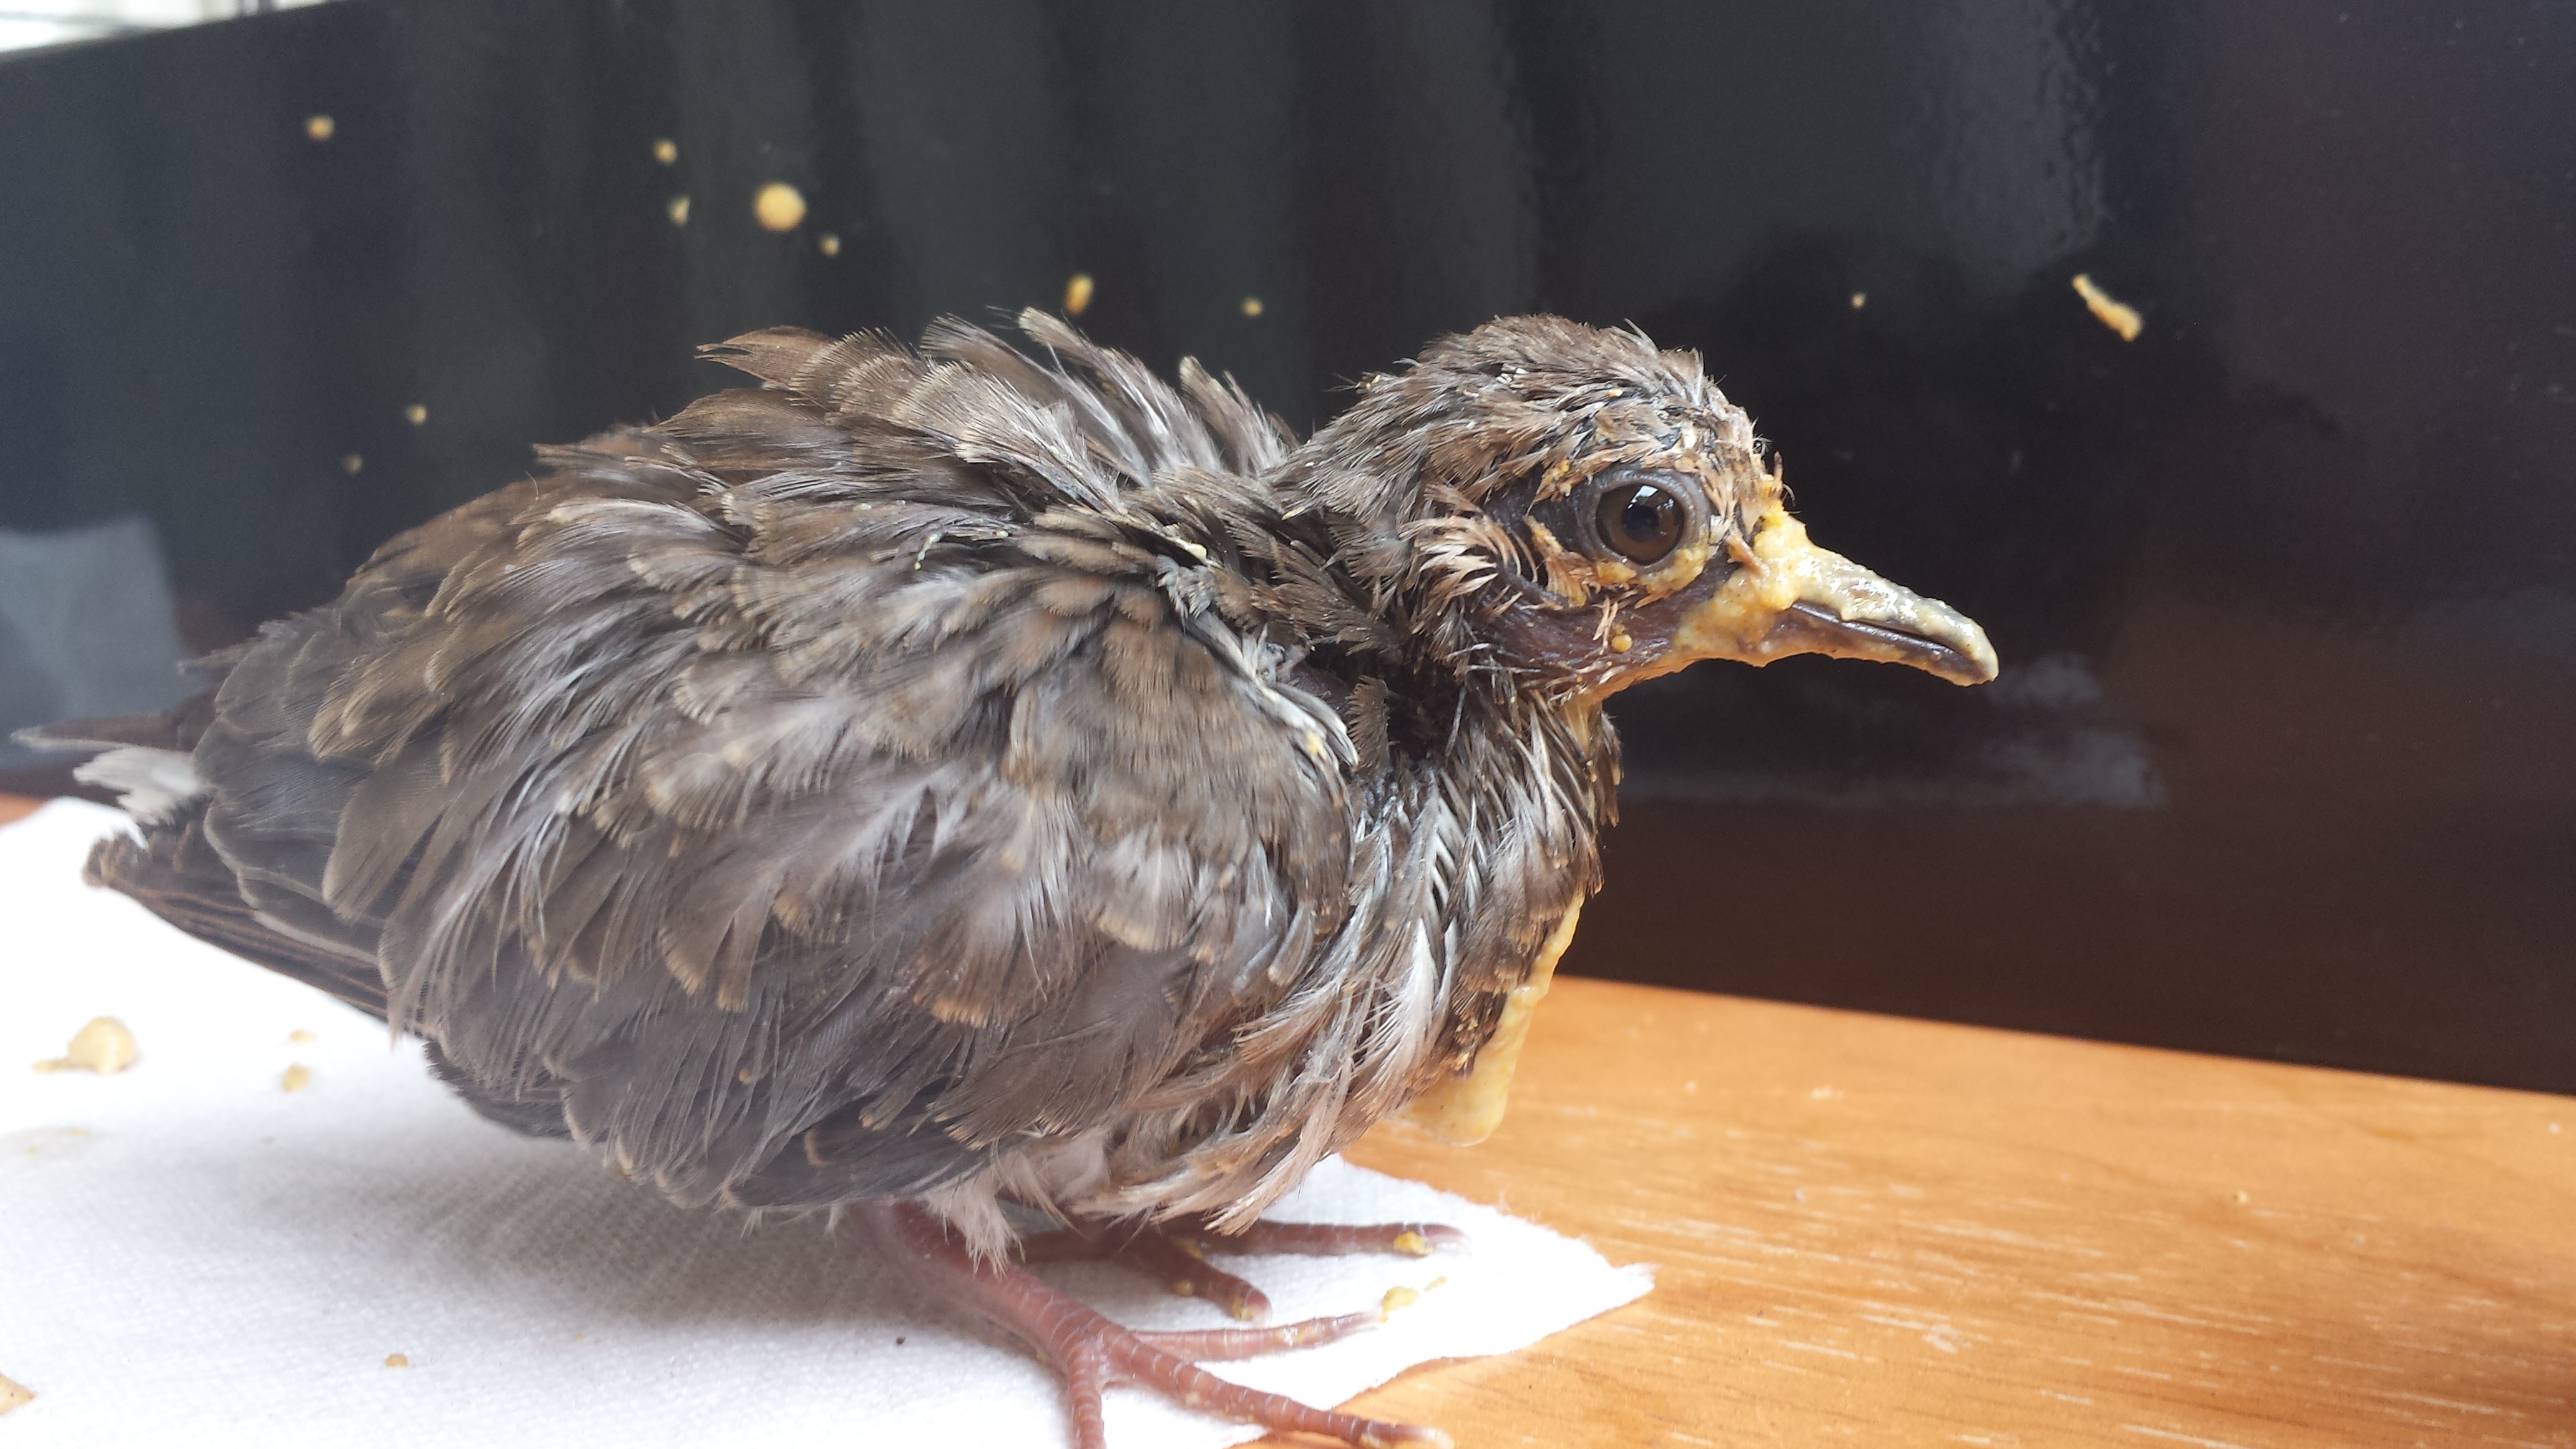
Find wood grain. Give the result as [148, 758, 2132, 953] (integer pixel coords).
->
[7, 792, 2565, 1445]
[1293, 977, 2575, 1449]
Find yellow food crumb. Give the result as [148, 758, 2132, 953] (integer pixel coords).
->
[2071, 273, 2142, 341]
[651, 138, 677, 165]
[1241, 296, 1264, 317]
[666, 194, 691, 227]
[1063, 273, 1095, 316]
[817, 232, 842, 256]
[754, 181, 806, 232]
[1850, 291, 1867, 309]
[305, 114, 335, 142]
[402, 403, 427, 426]
[1379, 1286, 1420, 1317]
[289, 1028, 318, 1043]
[0, 1372, 32, 1413]
[339, 454, 363, 476]
[383, 1353, 409, 1368]
[32, 1017, 138, 1075]
[282, 1064, 313, 1093]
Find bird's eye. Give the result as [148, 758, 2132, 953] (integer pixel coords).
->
[1594, 482, 1686, 565]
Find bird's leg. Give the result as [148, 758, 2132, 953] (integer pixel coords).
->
[1016, 1212, 1467, 1324]
[858, 1201, 1450, 1449]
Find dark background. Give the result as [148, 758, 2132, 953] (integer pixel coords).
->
[1, 1, 2569, 1091]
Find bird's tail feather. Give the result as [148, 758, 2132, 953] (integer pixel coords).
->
[81, 811, 391, 1022]
[15, 690, 223, 823]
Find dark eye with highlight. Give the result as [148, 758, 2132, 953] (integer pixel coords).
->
[1594, 481, 1686, 564]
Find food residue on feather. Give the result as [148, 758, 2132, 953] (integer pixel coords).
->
[2071, 273, 2142, 341]
[1402, 901, 1583, 1144]
[32, 1017, 137, 1075]
[754, 182, 806, 232]
[1063, 273, 1095, 316]
[281, 1064, 313, 1093]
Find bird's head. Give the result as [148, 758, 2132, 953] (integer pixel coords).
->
[1276, 315, 1997, 701]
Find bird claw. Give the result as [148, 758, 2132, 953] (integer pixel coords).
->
[1017, 1213, 1469, 1324]
[1015, 1219, 1274, 1322]
[1176, 1217, 1470, 1260]
[872, 1202, 1450, 1449]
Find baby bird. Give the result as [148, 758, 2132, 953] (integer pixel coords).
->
[29, 313, 1994, 1448]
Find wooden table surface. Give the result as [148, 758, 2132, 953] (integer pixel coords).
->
[6, 795, 2568, 1447]
[1317, 980, 2575, 1449]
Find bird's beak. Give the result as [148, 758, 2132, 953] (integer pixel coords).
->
[1668, 503, 1999, 685]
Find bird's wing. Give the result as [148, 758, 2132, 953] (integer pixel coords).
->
[184, 330, 1356, 1208]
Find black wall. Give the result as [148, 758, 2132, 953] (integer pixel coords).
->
[1, 1, 2569, 1090]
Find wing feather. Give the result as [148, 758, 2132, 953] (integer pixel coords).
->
[165, 321, 1358, 1210]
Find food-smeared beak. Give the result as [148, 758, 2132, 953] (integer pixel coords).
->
[1671, 505, 1999, 685]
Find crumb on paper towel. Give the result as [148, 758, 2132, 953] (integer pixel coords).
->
[282, 1064, 313, 1093]
[818, 232, 842, 257]
[383, 1354, 410, 1369]
[2071, 273, 2142, 341]
[288, 1028, 318, 1044]
[667, 195, 691, 227]
[0, 1372, 32, 1413]
[305, 114, 334, 142]
[754, 181, 806, 232]
[32, 1017, 138, 1075]
[1063, 273, 1095, 316]
[651, 137, 677, 165]
[1378, 1286, 1420, 1317]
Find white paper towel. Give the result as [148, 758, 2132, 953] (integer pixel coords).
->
[0, 799, 1650, 1447]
